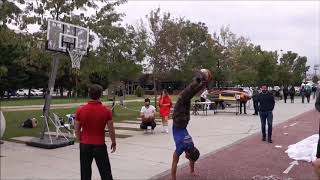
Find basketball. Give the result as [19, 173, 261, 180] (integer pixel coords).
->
[200, 69, 212, 81]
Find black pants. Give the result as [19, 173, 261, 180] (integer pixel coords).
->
[239, 101, 246, 114]
[306, 95, 310, 103]
[290, 95, 294, 103]
[253, 99, 258, 114]
[283, 95, 288, 103]
[80, 144, 113, 180]
[301, 95, 305, 103]
[259, 111, 273, 140]
[140, 121, 156, 129]
[173, 77, 206, 128]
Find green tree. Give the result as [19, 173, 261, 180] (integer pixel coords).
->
[214, 25, 251, 87]
[0, 27, 28, 97]
[256, 50, 278, 86]
[0, 0, 22, 26]
[276, 51, 309, 86]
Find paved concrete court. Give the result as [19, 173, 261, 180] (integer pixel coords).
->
[0, 99, 316, 179]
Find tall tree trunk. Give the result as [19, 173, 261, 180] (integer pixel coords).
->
[28, 87, 31, 99]
[59, 86, 63, 97]
[153, 73, 157, 111]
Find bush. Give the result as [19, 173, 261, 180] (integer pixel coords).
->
[135, 86, 144, 97]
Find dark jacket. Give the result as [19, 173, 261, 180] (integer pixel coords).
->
[257, 91, 275, 112]
[300, 87, 306, 96]
[172, 78, 205, 128]
[312, 86, 317, 92]
[117, 89, 123, 96]
[283, 87, 289, 95]
[305, 87, 312, 96]
[289, 87, 295, 96]
[252, 89, 259, 100]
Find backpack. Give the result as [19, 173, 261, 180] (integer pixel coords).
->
[306, 87, 312, 95]
[21, 118, 37, 128]
[21, 119, 33, 128]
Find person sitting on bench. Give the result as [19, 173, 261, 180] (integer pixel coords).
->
[140, 98, 156, 133]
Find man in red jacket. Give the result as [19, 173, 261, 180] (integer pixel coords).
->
[75, 84, 116, 180]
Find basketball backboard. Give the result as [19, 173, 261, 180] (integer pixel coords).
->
[46, 19, 89, 55]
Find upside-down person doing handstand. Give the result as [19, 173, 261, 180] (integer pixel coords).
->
[171, 69, 212, 180]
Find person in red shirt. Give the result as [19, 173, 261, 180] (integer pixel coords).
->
[159, 89, 173, 133]
[75, 84, 116, 180]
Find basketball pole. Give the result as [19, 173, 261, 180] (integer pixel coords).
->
[74, 69, 78, 102]
[41, 55, 60, 139]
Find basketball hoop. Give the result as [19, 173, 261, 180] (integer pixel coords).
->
[46, 19, 89, 69]
[67, 48, 85, 69]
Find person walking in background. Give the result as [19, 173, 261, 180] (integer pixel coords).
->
[117, 86, 124, 106]
[257, 84, 275, 143]
[289, 86, 295, 103]
[239, 92, 248, 114]
[252, 87, 259, 115]
[313, 85, 317, 99]
[300, 86, 306, 103]
[75, 84, 116, 180]
[279, 87, 283, 100]
[283, 86, 289, 103]
[200, 87, 209, 111]
[159, 89, 173, 133]
[200, 87, 208, 102]
[305, 86, 312, 103]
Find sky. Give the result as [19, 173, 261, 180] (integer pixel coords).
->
[115, 0, 320, 68]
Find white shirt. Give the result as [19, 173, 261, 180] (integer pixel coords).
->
[140, 105, 156, 118]
[200, 90, 209, 99]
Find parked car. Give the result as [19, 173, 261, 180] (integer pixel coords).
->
[31, 89, 44, 96]
[2, 91, 16, 98]
[16, 89, 29, 97]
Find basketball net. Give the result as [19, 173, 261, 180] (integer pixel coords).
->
[67, 48, 85, 69]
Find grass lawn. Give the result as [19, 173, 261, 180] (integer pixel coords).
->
[1, 95, 202, 140]
[0, 95, 145, 107]
[0, 95, 183, 107]
[1, 101, 153, 140]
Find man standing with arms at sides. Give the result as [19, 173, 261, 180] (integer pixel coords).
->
[289, 86, 295, 103]
[283, 86, 289, 103]
[252, 87, 259, 115]
[300, 86, 306, 103]
[257, 84, 275, 143]
[312, 85, 317, 99]
[75, 84, 116, 180]
[171, 69, 211, 180]
[117, 86, 124, 106]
